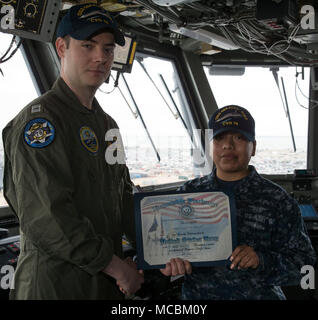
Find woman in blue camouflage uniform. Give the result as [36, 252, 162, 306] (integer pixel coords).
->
[180, 105, 316, 300]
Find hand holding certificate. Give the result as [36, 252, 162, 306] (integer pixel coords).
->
[160, 257, 192, 277]
[134, 191, 237, 269]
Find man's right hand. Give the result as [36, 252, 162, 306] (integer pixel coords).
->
[103, 255, 144, 295]
[160, 258, 192, 277]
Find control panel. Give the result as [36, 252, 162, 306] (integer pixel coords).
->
[0, 235, 20, 267]
[291, 169, 318, 232]
[0, 0, 61, 42]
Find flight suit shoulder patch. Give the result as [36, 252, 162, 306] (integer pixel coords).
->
[24, 118, 55, 148]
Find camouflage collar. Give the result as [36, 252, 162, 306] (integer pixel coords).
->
[209, 165, 258, 191]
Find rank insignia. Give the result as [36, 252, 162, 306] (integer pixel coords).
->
[79, 126, 99, 154]
[24, 118, 55, 148]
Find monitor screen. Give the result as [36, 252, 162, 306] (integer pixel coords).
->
[112, 35, 137, 73]
[299, 204, 318, 219]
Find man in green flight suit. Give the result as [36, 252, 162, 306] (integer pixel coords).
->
[2, 3, 191, 300]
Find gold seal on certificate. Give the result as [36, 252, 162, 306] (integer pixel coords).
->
[134, 191, 237, 269]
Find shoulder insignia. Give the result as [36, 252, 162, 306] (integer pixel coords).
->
[24, 118, 55, 148]
[79, 126, 99, 154]
[31, 104, 42, 114]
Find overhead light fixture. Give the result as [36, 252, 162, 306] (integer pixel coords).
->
[169, 24, 239, 51]
[209, 65, 246, 76]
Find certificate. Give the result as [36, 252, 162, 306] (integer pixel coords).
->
[134, 190, 237, 269]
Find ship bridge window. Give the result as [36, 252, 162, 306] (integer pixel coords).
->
[0, 45, 202, 207]
[204, 66, 310, 175]
[0, 33, 38, 208]
[97, 53, 200, 188]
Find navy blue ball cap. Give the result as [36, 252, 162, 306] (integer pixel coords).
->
[56, 3, 125, 46]
[208, 105, 255, 141]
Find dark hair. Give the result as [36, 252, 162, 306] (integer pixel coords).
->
[64, 35, 71, 49]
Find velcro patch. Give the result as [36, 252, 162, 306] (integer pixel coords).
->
[79, 126, 99, 154]
[24, 118, 55, 148]
[31, 104, 42, 114]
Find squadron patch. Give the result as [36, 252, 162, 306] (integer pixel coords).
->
[24, 118, 55, 148]
[79, 126, 99, 154]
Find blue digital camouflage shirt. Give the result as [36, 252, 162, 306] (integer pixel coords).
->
[179, 165, 316, 300]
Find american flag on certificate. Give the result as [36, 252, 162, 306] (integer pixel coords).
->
[141, 192, 229, 226]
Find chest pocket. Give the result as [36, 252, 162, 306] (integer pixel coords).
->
[238, 203, 273, 249]
[247, 221, 272, 249]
